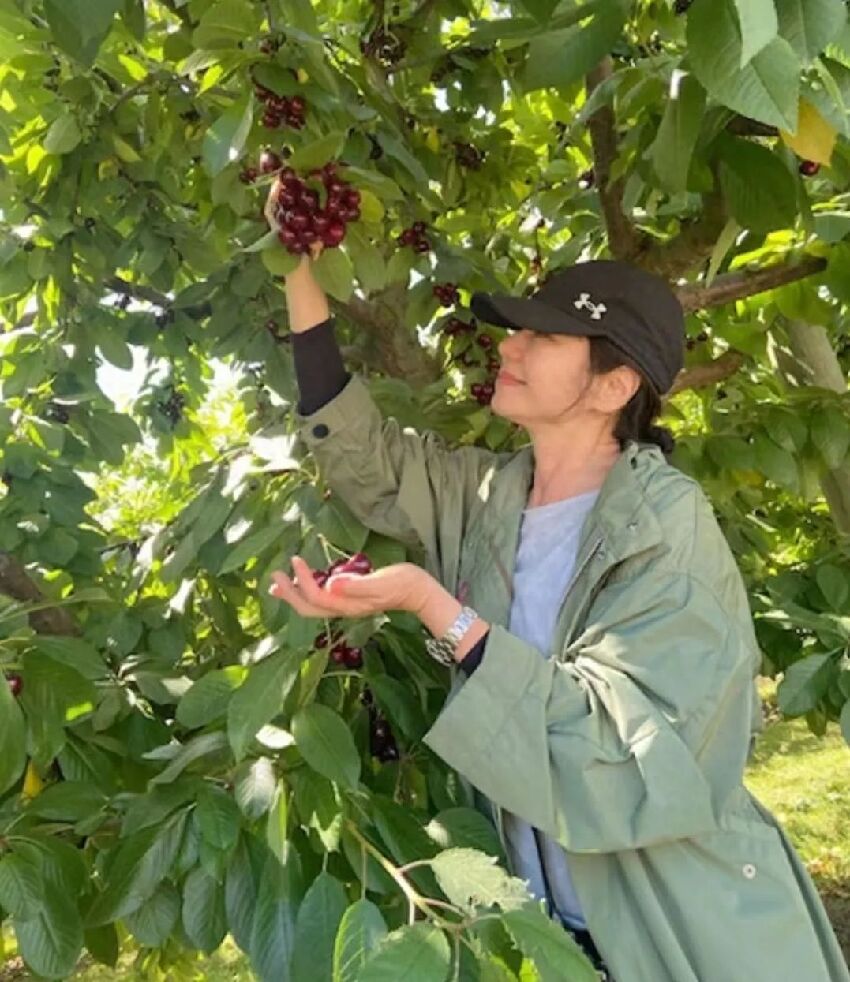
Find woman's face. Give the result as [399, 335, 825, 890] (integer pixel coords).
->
[490, 328, 597, 429]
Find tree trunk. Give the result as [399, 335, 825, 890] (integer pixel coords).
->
[772, 318, 850, 534]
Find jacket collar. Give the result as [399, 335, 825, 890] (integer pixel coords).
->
[488, 439, 665, 567]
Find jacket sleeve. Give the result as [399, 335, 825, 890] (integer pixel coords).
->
[295, 374, 498, 586]
[422, 568, 759, 853]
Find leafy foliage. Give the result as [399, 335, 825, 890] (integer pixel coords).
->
[1, 0, 850, 976]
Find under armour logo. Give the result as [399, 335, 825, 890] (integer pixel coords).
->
[574, 293, 607, 320]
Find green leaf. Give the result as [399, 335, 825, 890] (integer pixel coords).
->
[235, 757, 277, 819]
[43, 0, 122, 64]
[752, 433, 799, 490]
[203, 94, 254, 177]
[777, 653, 835, 715]
[717, 137, 797, 232]
[776, 0, 847, 63]
[312, 248, 355, 303]
[196, 784, 242, 853]
[34, 636, 107, 680]
[810, 407, 850, 468]
[225, 835, 261, 953]
[261, 245, 301, 277]
[82, 924, 119, 969]
[289, 769, 342, 852]
[219, 525, 285, 574]
[358, 189, 385, 224]
[20, 652, 96, 769]
[124, 882, 181, 947]
[193, 0, 261, 47]
[816, 564, 849, 612]
[0, 670, 26, 794]
[429, 848, 530, 914]
[25, 781, 107, 821]
[14, 886, 84, 980]
[86, 810, 187, 924]
[371, 797, 439, 895]
[840, 698, 850, 745]
[524, 1, 627, 92]
[182, 867, 227, 953]
[228, 647, 302, 760]
[248, 840, 304, 982]
[315, 496, 369, 553]
[243, 228, 280, 253]
[0, 853, 43, 920]
[121, 0, 145, 40]
[733, 0, 778, 66]
[266, 779, 290, 864]
[650, 73, 706, 193]
[291, 703, 361, 789]
[502, 905, 599, 982]
[43, 116, 82, 155]
[149, 731, 229, 785]
[288, 130, 346, 172]
[176, 666, 247, 729]
[519, 0, 561, 25]
[332, 899, 388, 982]
[688, 0, 800, 130]
[290, 872, 348, 982]
[368, 674, 427, 740]
[359, 922, 451, 982]
[426, 807, 506, 862]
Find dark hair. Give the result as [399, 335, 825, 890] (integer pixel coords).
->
[588, 336, 676, 459]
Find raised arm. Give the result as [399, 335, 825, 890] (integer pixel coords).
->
[270, 194, 499, 590]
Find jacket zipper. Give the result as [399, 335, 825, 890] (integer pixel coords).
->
[491, 534, 605, 869]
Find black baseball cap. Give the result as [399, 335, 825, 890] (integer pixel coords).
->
[470, 260, 685, 395]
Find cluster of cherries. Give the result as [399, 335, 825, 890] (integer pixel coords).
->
[685, 330, 709, 352]
[436, 302, 500, 405]
[451, 325, 499, 405]
[253, 82, 307, 131]
[360, 687, 400, 763]
[359, 26, 406, 67]
[158, 388, 187, 426]
[397, 222, 431, 253]
[267, 163, 361, 254]
[433, 282, 461, 307]
[45, 401, 70, 424]
[454, 141, 485, 170]
[6, 673, 22, 696]
[311, 552, 374, 670]
[315, 628, 363, 669]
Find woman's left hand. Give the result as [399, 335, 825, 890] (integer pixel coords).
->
[269, 556, 432, 620]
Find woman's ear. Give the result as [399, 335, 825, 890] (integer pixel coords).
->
[598, 365, 641, 414]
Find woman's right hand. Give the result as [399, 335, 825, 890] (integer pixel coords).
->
[264, 177, 324, 264]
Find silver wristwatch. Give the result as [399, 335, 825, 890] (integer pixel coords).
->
[425, 606, 479, 667]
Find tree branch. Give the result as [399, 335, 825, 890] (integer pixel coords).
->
[0, 553, 79, 636]
[585, 58, 646, 261]
[726, 116, 779, 138]
[676, 256, 827, 313]
[668, 351, 746, 396]
[640, 181, 729, 281]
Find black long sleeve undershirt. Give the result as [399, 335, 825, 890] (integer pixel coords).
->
[291, 318, 488, 676]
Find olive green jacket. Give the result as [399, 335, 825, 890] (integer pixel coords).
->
[297, 375, 849, 982]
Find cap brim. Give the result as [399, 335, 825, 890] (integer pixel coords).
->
[471, 292, 605, 337]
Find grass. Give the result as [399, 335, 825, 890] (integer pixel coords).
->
[2, 678, 848, 979]
[744, 679, 850, 965]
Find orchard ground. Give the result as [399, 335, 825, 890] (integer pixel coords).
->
[0, 680, 847, 980]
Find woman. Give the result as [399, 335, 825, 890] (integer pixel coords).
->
[268, 241, 849, 981]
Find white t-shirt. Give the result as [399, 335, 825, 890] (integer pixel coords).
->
[503, 488, 601, 931]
